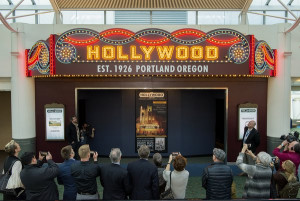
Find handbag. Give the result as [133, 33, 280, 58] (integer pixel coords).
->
[160, 171, 174, 199]
[0, 160, 17, 196]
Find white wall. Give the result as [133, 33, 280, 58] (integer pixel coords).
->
[291, 27, 300, 77]
[0, 25, 11, 78]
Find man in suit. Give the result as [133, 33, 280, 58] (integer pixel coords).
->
[57, 145, 78, 200]
[242, 120, 260, 164]
[127, 145, 159, 200]
[100, 148, 131, 199]
[20, 152, 59, 200]
[66, 115, 80, 159]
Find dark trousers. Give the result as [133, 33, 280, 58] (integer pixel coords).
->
[3, 189, 26, 200]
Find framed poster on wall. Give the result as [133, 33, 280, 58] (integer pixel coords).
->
[238, 103, 258, 140]
[45, 103, 65, 141]
[135, 90, 168, 153]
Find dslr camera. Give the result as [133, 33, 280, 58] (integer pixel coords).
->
[271, 157, 277, 163]
[172, 152, 179, 157]
[280, 131, 299, 143]
[40, 151, 48, 157]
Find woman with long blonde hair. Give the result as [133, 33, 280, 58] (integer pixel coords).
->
[2, 140, 25, 200]
[273, 160, 298, 198]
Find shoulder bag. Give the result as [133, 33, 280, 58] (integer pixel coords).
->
[160, 171, 174, 199]
[0, 160, 17, 196]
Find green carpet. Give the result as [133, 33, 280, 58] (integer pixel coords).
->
[1, 176, 300, 199]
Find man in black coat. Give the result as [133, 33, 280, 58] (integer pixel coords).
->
[71, 144, 101, 200]
[100, 148, 131, 199]
[66, 115, 80, 159]
[20, 152, 59, 200]
[127, 145, 159, 200]
[202, 148, 233, 200]
[241, 120, 260, 164]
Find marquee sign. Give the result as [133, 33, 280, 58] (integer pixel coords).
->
[25, 28, 277, 78]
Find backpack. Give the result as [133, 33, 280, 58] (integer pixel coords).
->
[279, 172, 300, 198]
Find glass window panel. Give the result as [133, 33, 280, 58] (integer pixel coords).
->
[62, 11, 76, 24]
[268, 0, 290, 5]
[11, 0, 32, 5]
[0, 0, 9, 5]
[287, 11, 300, 22]
[76, 11, 104, 24]
[0, 10, 12, 23]
[198, 11, 225, 25]
[250, 0, 266, 6]
[152, 11, 187, 24]
[34, 0, 51, 5]
[15, 10, 35, 23]
[106, 11, 115, 24]
[115, 11, 150, 24]
[38, 11, 53, 24]
[248, 12, 264, 24]
[265, 11, 285, 24]
[292, 0, 300, 6]
[224, 11, 239, 24]
[188, 11, 196, 24]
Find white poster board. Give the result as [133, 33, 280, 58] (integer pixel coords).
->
[45, 107, 65, 140]
[239, 107, 257, 140]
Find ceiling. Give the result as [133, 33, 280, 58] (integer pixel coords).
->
[52, 0, 249, 10]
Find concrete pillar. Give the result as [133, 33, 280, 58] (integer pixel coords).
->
[239, 12, 248, 25]
[267, 31, 291, 155]
[54, 12, 62, 24]
[11, 24, 36, 155]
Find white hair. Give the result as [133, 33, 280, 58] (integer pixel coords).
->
[109, 148, 122, 163]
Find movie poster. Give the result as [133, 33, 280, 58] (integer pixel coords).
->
[239, 108, 257, 140]
[45, 108, 65, 140]
[136, 90, 167, 152]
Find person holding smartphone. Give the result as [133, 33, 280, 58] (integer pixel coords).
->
[163, 153, 189, 199]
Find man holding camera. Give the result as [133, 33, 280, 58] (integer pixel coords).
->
[71, 144, 101, 200]
[241, 120, 260, 165]
[20, 152, 59, 200]
[80, 122, 95, 145]
[273, 137, 300, 174]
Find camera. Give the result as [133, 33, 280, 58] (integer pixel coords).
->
[172, 152, 179, 157]
[247, 144, 251, 148]
[271, 157, 277, 163]
[40, 151, 48, 157]
[90, 151, 95, 158]
[280, 132, 299, 143]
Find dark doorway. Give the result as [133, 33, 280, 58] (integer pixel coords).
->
[215, 98, 225, 149]
[77, 89, 226, 156]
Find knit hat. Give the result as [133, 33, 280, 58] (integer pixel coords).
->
[213, 148, 226, 161]
[257, 152, 272, 167]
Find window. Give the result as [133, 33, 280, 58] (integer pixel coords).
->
[115, 11, 150, 24]
[15, 10, 35, 24]
[38, 12, 54, 24]
[248, 12, 264, 25]
[152, 11, 187, 24]
[265, 11, 285, 24]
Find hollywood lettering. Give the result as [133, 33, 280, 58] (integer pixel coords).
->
[86, 45, 219, 61]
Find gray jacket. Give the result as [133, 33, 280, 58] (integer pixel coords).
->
[236, 153, 272, 199]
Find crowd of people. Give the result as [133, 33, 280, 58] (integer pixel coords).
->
[2, 120, 300, 200]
